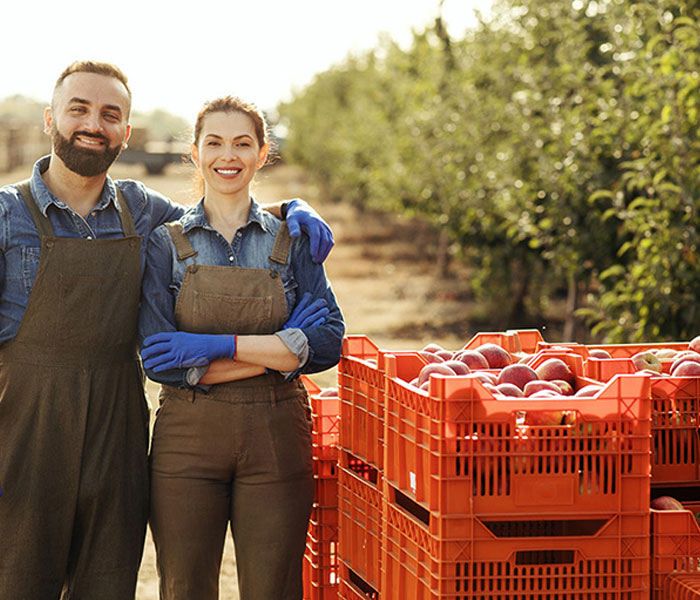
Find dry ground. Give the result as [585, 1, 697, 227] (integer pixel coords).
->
[1, 161, 486, 598]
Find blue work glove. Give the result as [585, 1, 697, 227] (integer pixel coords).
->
[283, 292, 329, 330]
[285, 198, 334, 264]
[141, 332, 236, 373]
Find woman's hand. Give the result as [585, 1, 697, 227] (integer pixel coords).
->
[282, 292, 329, 330]
[141, 332, 236, 372]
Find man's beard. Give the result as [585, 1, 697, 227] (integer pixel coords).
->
[52, 125, 123, 177]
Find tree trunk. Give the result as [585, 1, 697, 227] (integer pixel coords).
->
[563, 274, 578, 342]
[436, 228, 451, 278]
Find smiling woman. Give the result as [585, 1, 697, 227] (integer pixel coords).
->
[137, 94, 344, 599]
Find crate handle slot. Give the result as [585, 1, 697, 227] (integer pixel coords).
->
[515, 549, 576, 565]
[481, 518, 609, 538]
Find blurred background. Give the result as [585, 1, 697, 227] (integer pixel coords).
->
[4, 0, 700, 349]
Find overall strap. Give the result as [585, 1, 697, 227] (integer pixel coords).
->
[15, 180, 54, 238]
[114, 185, 137, 237]
[268, 222, 292, 265]
[165, 222, 198, 261]
[16, 180, 138, 238]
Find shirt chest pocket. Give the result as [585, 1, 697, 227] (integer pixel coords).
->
[21, 247, 41, 296]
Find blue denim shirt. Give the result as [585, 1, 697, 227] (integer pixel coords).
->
[0, 156, 185, 345]
[138, 198, 344, 389]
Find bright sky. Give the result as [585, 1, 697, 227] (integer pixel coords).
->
[4, 0, 492, 121]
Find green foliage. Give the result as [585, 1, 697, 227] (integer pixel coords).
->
[278, 0, 700, 341]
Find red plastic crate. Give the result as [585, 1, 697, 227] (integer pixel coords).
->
[664, 572, 700, 599]
[303, 377, 340, 600]
[587, 342, 689, 360]
[508, 328, 545, 354]
[382, 490, 650, 599]
[651, 508, 700, 599]
[583, 356, 700, 486]
[304, 504, 339, 600]
[338, 560, 379, 599]
[383, 352, 652, 517]
[338, 451, 383, 591]
[338, 335, 386, 470]
[462, 330, 524, 354]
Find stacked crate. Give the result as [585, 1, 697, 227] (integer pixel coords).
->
[664, 573, 700, 599]
[651, 507, 700, 599]
[337, 336, 386, 598]
[302, 376, 341, 600]
[336, 331, 543, 598]
[381, 350, 652, 599]
[495, 336, 700, 596]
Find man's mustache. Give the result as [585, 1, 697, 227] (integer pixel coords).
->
[70, 131, 110, 145]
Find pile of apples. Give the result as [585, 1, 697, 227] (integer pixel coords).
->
[593, 335, 700, 377]
[408, 342, 602, 398]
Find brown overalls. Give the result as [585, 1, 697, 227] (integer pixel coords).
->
[149, 222, 314, 600]
[0, 182, 150, 599]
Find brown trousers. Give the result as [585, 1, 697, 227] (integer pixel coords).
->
[150, 381, 314, 600]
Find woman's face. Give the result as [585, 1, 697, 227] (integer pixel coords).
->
[192, 110, 268, 200]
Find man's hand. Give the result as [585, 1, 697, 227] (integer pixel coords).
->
[141, 332, 236, 373]
[285, 199, 334, 263]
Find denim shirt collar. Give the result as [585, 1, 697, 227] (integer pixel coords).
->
[179, 196, 274, 235]
[29, 155, 123, 217]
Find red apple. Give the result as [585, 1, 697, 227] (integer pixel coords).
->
[528, 390, 560, 398]
[422, 343, 444, 354]
[689, 336, 700, 354]
[651, 496, 684, 511]
[496, 364, 538, 390]
[442, 359, 471, 375]
[474, 343, 513, 369]
[671, 352, 700, 373]
[655, 348, 678, 359]
[527, 409, 567, 425]
[523, 380, 562, 396]
[453, 349, 490, 370]
[494, 383, 523, 397]
[671, 361, 700, 377]
[409, 377, 420, 387]
[472, 372, 497, 386]
[588, 348, 612, 359]
[550, 379, 574, 395]
[631, 351, 662, 373]
[418, 362, 456, 386]
[435, 350, 454, 361]
[574, 384, 604, 397]
[418, 351, 444, 364]
[535, 358, 575, 385]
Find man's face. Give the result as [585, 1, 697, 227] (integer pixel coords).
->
[46, 72, 131, 177]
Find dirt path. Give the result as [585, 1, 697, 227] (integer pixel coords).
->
[2, 161, 476, 598]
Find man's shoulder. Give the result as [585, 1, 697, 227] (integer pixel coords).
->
[0, 183, 28, 213]
[113, 178, 183, 221]
[114, 178, 162, 206]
